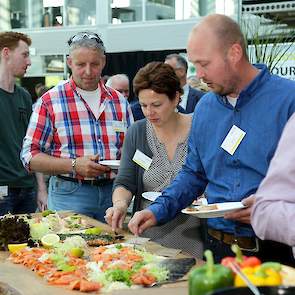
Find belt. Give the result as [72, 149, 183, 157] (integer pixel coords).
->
[208, 228, 259, 252]
[57, 175, 113, 187]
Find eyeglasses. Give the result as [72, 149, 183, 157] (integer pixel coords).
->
[68, 32, 104, 48]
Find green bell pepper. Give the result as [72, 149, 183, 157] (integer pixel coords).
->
[189, 250, 234, 295]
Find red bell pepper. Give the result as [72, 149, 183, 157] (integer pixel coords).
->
[221, 244, 261, 271]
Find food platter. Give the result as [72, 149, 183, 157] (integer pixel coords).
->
[181, 202, 245, 218]
[0, 212, 195, 294]
[8, 242, 194, 293]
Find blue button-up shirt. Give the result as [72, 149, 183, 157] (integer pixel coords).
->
[148, 64, 295, 237]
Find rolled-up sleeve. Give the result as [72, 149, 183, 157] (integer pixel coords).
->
[21, 98, 53, 171]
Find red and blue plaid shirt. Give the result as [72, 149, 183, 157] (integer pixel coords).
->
[21, 78, 133, 178]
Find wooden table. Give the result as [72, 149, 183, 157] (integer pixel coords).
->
[0, 214, 202, 295]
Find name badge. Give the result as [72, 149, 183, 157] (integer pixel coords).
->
[0, 186, 8, 197]
[221, 125, 246, 155]
[132, 149, 152, 170]
[112, 121, 126, 133]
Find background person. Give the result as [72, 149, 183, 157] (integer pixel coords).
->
[252, 113, 295, 259]
[35, 82, 49, 98]
[128, 14, 295, 264]
[0, 31, 47, 215]
[105, 62, 203, 258]
[164, 53, 204, 113]
[187, 75, 209, 92]
[21, 32, 133, 221]
[106, 73, 130, 100]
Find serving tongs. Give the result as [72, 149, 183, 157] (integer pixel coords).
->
[230, 261, 261, 295]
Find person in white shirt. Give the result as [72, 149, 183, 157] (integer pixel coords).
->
[165, 53, 204, 113]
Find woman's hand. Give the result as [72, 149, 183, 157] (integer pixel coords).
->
[105, 200, 129, 231]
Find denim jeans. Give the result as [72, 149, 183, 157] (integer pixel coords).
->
[48, 176, 113, 222]
[0, 187, 37, 216]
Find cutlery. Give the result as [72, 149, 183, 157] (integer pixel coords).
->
[230, 262, 261, 295]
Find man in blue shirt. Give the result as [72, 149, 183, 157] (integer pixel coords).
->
[128, 14, 295, 264]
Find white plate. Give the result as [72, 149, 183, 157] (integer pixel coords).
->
[142, 191, 161, 202]
[99, 160, 120, 170]
[181, 202, 245, 218]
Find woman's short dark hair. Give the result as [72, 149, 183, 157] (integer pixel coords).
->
[133, 61, 183, 100]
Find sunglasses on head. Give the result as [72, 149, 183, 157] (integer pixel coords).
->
[68, 32, 104, 47]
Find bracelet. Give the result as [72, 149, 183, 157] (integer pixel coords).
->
[71, 158, 77, 174]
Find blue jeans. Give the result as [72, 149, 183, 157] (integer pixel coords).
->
[48, 176, 113, 222]
[0, 187, 37, 216]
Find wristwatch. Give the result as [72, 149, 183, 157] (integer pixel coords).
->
[71, 158, 77, 174]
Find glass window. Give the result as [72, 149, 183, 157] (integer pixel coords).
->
[31, 0, 64, 28]
[199, 0, 240, 17]
[0, 0, 28, 30]
[27, 55, 65, 76]
[146, 0, 175, 20]
[44, 55, 64, 73]
[111, 0, 142, 24]
[67, 0, 96, 26]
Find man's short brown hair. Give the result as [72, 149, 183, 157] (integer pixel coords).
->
[0, 32, 31, 51]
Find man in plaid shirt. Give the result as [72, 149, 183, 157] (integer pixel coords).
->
[21, 32, 134, 221]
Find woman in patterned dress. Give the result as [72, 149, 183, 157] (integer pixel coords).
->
[105, 62, 203, 258]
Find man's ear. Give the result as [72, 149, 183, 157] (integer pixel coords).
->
[2, 47, 10, 59]
[66, 56, 72, 69]
[228, 43, 243, 64]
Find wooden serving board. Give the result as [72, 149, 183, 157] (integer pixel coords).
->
[0, 213, 197, 295]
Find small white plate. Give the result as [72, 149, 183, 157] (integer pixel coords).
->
[181, 202, 245, 218]
[99, 160, 120, 170]
[142, 191, 161, 202]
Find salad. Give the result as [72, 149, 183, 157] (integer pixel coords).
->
[9, 243, 169, 293]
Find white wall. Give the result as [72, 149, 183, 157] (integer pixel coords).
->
[26, 18, 201, 56]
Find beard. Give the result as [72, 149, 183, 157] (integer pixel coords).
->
[208, 72, 240, 97]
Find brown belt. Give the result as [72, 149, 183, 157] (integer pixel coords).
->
[208, 228, 259, 251]
[57, 175, 113, 187]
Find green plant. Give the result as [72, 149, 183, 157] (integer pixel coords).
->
[241, 13, 295, 72]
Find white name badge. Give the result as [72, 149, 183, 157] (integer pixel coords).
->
[0, 186, 8, 197]
[132, 149, 153, 170]
[221, 125, 246, 155]
[112, 120, 126, 133]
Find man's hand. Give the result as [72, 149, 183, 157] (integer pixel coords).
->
[128, 210, 157, 235]
[105, 200, 129, 231]
[35, 172, 48, 211]
[37, 188, 48, 211]
[75, 154, 111, 177]
[224, 194, 255, 224]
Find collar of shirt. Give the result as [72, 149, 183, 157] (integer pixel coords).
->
[226, 96, 238, 107]
[179, 84, 189, 110]
[218, 64, 269, 109]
